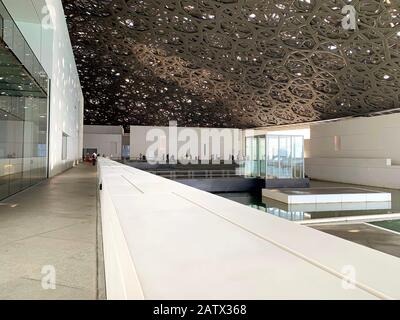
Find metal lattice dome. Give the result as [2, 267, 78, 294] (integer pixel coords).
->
[63, 0, 400, 129]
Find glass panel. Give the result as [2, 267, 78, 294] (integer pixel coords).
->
[23, 45, 34, 74]
[251, 137, 258, 176]
[245, 137, 252, 176]
[266, 135, 304, 179]
[0, 1, 48, 95]
[2, 15, 13, 47]
[23, 98, 33, 188]
[122, 145, 130, 158]
[0, 3, 49, 200]
[279, 136, 290, 178]
[31, 99, 40, 185]
[0, 14, 3, 39]
[0, 96, 47, 200]
[38, 99, 48, 180]
[12, 27, 25, 64]
[258, 137, 266, 177]
[0, 158, 9, 199]
[292, 136, 304, 179]
[267, 136, 279, 178]
[0, 101, 10, 199]
[8, 97, 24, 194]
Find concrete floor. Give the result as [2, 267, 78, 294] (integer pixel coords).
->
[0, 163, 99, 300]
[313, 223, 400, 258]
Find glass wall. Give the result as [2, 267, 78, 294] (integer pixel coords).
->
[0, 2, 49, 94]
[245, 137, 259, 177]
[0, 2, 49, 201]
[0, 96, 48, 200]
[245, 135, 304, 179]
[266, 135, 304, 179]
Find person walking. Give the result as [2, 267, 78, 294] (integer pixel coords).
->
[92, 152, 97, 166]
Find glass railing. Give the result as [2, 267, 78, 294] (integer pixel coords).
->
[0, 1, 49, 93]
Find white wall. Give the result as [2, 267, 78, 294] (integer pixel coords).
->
[45, 0, 84, 176]
[130, 125, 242, 162]
[84, 134, 122, 159]
[307, 114, 400, 163]
[306, 114, 400, 188]
[83, 125, 123, 159]
[3, 0, 84, 177]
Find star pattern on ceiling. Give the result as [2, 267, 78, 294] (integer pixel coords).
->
[62, 0, 400, 129]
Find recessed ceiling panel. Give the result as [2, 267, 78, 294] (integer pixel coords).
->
[62, 0, 400, 129]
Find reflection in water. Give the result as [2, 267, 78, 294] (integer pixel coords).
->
[216, 181, 400, 222]
[370, 220, 400, 233]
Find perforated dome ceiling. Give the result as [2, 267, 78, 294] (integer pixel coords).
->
[62, 0, 400, 129]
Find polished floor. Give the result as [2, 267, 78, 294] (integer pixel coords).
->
[313, 223, 400, 259]
[0, 163, 99, 300]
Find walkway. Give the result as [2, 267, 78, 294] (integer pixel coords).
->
[0, 163, 99, 299]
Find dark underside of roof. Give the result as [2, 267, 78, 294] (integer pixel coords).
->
[62, 0, 400, 129]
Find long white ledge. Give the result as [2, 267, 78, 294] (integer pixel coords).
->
[262, 188, 391, 204]
[98, 159, 400, 300]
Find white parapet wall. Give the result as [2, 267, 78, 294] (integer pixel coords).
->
[262, 187, 391, 204]
[98, 158, 400, 300]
